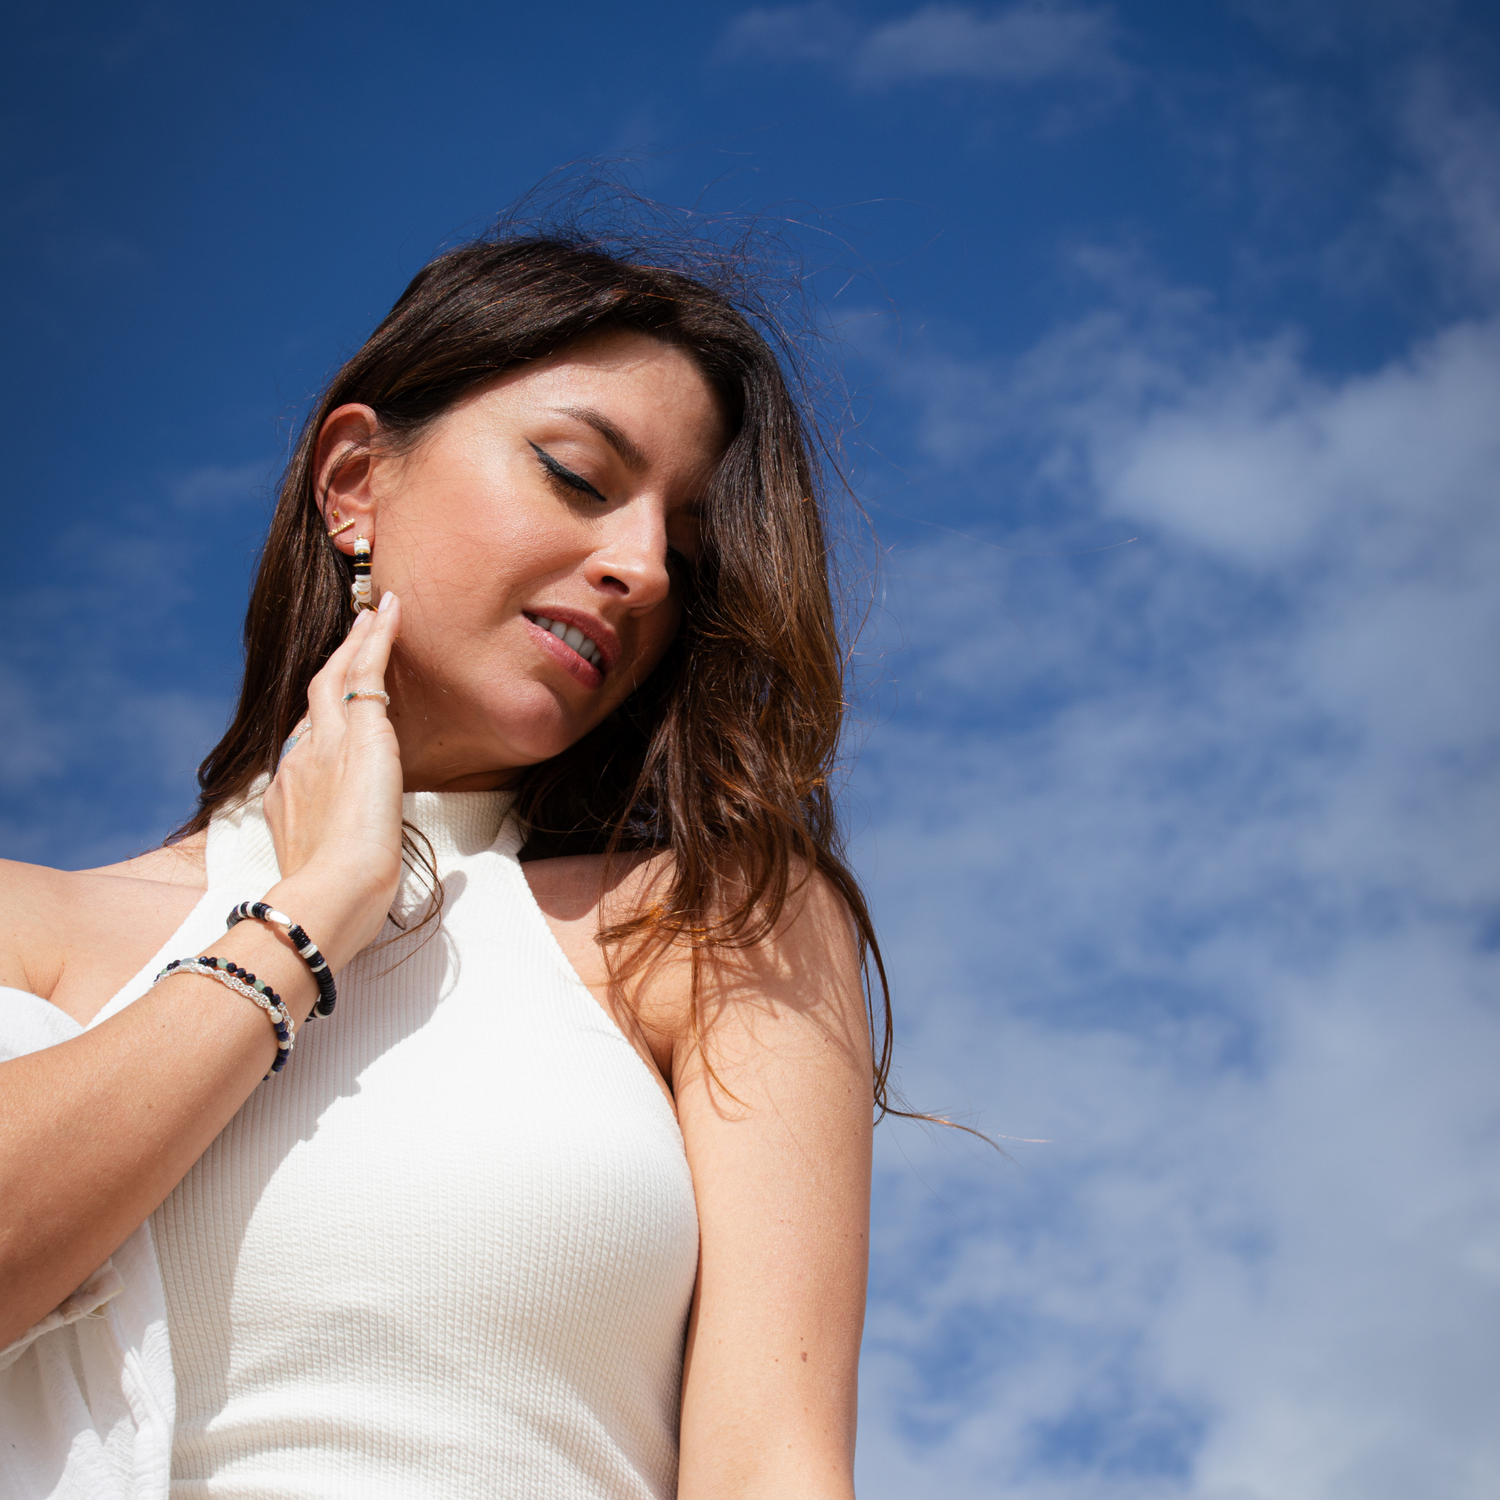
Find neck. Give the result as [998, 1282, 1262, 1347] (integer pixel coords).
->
[402, 767, 522, 793]
[385, 657, 534, 794]
[392, 711, 526, 794]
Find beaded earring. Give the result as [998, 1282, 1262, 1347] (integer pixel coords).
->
[350, 536, 374, 612]
[327, 507, 356, 538]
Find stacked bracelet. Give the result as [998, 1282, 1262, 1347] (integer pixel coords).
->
[226, 901, 337, 1017]
[155, 957, 294, 1078]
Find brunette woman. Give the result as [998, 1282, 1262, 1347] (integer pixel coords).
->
[0, 231, 884, 1500]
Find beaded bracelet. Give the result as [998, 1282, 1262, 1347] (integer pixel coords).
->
[225, 901, 337, 1017]
[154, 957, 294, 1078]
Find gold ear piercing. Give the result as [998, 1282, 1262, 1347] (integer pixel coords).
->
[327, 507, 356, 538]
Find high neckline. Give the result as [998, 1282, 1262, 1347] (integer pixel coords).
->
[401, 789, 518, 866]
[204, 780, 522, 898]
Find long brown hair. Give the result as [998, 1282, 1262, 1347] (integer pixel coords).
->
[179, 223, 893, 1113]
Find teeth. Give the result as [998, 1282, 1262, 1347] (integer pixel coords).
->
[531, 615, 602, 669]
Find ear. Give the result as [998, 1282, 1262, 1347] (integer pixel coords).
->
[315, 404, 382, 553]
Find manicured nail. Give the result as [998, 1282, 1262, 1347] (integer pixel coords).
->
[378, 591, 395, 613]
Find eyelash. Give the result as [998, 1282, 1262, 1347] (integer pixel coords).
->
[529, 440, 695, 578]
[530, 441, 608, 503]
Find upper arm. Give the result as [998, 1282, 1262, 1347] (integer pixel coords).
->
[672, 870, 873, 1500]
[0, 842, 207, 1019]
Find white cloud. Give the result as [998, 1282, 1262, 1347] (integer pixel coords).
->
[1091, 316, 1499, 569]
[0, 666, 68, 785]
[849, 81, 1500, 1499]
[0, 670, 231, 867]
[0, 462, 259, 867]
[854, 3, 1124, 87]
[716, 1, 857, 64]
[172, 460, 273, 510]
[719, 2, 1126, 89]
[1391, 72, 1500, 303]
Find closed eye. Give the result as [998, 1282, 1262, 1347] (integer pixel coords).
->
[532, 440, 695, 582]
[529, 441, 609, 503]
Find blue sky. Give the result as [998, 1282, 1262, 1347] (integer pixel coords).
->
[4, 3, 1499, 1494]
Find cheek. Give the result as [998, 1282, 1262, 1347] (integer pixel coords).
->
[401, 510, 561, 605]
[618, 606, 684, 698]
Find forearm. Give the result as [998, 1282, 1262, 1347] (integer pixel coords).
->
[0, 913, 318, 1348]
[0, 602, 405, 1348]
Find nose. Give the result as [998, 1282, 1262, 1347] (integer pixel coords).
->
[585, 501, 673, 613]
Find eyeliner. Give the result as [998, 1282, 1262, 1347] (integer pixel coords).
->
[528, 441, 608, 503]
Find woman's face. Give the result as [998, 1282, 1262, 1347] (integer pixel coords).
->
[318, 330, 729, 791]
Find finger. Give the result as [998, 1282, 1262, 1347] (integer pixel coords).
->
[275, 713, 314, 762]
[344, 593, 401, 704]
[307, 608, 377, 726]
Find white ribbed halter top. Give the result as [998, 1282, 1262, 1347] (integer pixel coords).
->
[133, 789, 699, 1499]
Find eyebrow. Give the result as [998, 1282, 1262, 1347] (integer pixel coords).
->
[548, 405, 649, 474]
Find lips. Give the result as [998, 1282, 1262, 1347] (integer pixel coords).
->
[529, 613, 604, 667]
[522, 610, 615, 690]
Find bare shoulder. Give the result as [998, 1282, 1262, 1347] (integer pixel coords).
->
[523, 847, 852, 946]
[523, 847, 864, 1047]
[695, 859, 868, 1036]
[85, 831, 209, 886]
[0, 835, 208, 1018]
[520, 846, 669, 912]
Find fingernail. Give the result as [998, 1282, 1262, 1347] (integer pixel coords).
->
[378, 591, 395, 613]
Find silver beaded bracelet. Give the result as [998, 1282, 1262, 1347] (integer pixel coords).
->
[154, 957, 295, 1078]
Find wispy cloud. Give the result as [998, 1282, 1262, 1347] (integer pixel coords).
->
[1390, 71, 1500, 303]
[850, 81, 1500, 1497]
[718, 0, 857, 64]
[171, 460, 274, 511]
[854, 3, 1124, 86]
[0, 460, 269, 868]
[719, 2, 1127, 89]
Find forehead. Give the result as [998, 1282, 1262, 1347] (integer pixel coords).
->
[456, 329, 730, 462]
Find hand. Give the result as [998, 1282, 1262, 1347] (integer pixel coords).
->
[260, 595, 405, 971]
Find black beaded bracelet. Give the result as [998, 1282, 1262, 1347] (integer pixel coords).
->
[155, 956, 294, 1078]
[226, 901, 338, 1017]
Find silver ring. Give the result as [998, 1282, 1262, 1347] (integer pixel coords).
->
[277, 720, 313, 765]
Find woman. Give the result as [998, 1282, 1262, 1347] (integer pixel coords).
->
[0, 230, 885, 1499]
